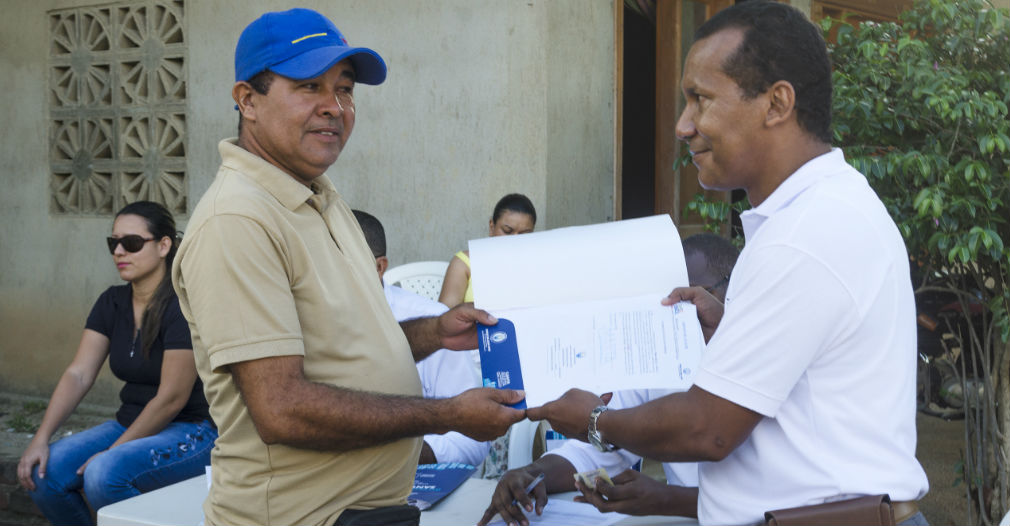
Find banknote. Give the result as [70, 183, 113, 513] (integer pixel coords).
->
[573, 467, 613, 489]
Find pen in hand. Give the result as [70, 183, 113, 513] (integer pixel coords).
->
[512, 473, 546, 508]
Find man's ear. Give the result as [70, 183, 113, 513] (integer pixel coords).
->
[376, 256, 389, 281]
[765, 80, 796, 128]
[233, 82, 257, 123]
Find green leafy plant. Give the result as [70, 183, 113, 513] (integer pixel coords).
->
[826, 0, 1009, 522]
[7, 413, 35, 433]
[683, 193, 747, 247]
[22, 400, 46, 413]
[4, 401, 47, 433]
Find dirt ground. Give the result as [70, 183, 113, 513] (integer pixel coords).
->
[0, 393, 114, 461]
[0, 393, 972, 524]
[915, 413, 972, 525]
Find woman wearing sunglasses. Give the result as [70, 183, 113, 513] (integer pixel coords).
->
[16, 201, 216, 526]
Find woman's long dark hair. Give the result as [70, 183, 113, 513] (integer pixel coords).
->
[115, 201, 180, 359]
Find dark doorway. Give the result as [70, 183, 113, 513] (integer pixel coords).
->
[620, 5, 656, 220]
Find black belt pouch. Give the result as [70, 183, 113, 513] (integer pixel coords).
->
[334, 504, 421, 526]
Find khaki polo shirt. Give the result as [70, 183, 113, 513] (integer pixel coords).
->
[173, 139, 423, 526]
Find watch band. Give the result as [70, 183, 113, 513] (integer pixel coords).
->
[588, 405, 616, 452]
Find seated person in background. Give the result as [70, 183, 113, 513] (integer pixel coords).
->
[682, 232, 739, 300]
[17, 201, 216, 526]
[438, 193, 537, 308]
[438, 193, 537, 477]
[353, 210, 490, 466]
[478, 233, 739, 526]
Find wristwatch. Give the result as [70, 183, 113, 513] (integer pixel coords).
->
[588, 405, 616, 452]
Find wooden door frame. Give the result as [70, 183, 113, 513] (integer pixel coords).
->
[613, 0, 731, 229]
[613, 0, 624, 221]
[654, 0, 731, 236]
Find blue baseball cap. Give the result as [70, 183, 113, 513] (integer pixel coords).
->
[235, 8, 386, 85]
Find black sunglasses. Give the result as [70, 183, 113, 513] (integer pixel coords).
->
[107, 235, 157, 254]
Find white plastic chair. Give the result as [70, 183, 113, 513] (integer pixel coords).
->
[383, 261, 449, 302]
[506, 419, 544, 470]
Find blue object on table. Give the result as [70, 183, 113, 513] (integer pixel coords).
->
[408, 462, 477, 511]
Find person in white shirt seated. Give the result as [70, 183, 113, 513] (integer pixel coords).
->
[478, 233, 739, 526]
[353, 210, 490, 466]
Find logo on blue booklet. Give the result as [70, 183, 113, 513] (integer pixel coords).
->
[491, 331, 508, 344]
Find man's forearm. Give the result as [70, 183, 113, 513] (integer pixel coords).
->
[249, 378, 454, 450]
[656, 486, 699, 518]
[598, 386, 761, 462]
[231, 354, 523, 451]
[231, 355, 454, 450]
[400, 316, 442, 361]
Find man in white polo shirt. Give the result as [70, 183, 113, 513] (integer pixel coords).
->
[526, 2, 929, 525]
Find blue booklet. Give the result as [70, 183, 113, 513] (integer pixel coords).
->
[477, 319, 527, 409]
[408, 462, 477, 511]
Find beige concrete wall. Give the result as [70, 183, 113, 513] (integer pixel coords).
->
[0, 0, 615, 404]
[545, 0, 617, 226]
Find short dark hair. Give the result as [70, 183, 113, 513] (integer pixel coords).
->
[694, 0, 832, 144]
[352, 209, 386, 258]
[683, 233, 739, 280]
[236, 70, 276, 136]
[491, 193, 537, 225]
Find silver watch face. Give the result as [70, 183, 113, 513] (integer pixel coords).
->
[589, 406, 611, 451]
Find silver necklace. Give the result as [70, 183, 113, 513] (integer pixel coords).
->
[130, 330, 139, 358]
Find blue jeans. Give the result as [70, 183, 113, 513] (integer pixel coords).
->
[899, 511, 930, 525]
[28, 419, 217, 526]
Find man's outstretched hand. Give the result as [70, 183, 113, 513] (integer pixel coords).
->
[525, 389, 612, 442]
[449, 388, 526, 441]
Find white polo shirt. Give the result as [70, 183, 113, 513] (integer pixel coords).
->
[693, 149, 928, 525]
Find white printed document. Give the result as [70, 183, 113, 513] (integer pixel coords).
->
[471, 215, 704, 408]
[484, 499, 627, 526]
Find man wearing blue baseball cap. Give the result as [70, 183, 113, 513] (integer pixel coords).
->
[172, 8, 526, 526]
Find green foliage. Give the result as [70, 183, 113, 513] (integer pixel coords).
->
[684, 194, 733, 233]
[7, 413, 35, 433]
[684, 193, 748, 247]
[22, 400, 46, 413]
[4, 401, 46, 433]
[827, 0, 1010, 343]
[827, 0, 1010, 521]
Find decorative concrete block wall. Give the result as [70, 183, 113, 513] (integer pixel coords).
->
[48, 0, 186, 216]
